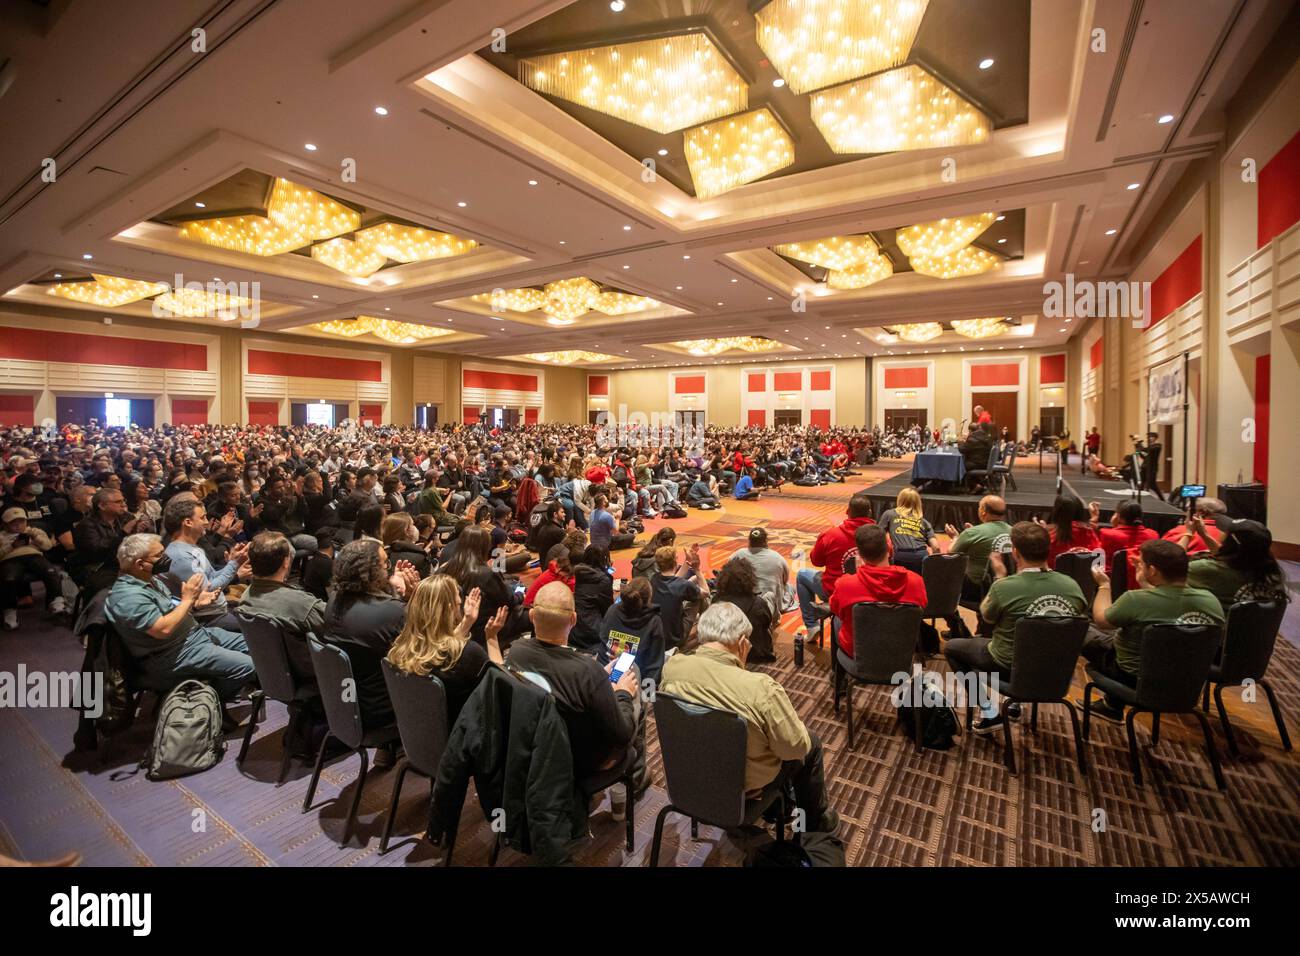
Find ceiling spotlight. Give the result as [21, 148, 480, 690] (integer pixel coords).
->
[995, 214, 1005, 221]
[622, 264, 630, 269]
[657, 148, 668, 157]
[528, 179, 538, 186]
[675, 285, 683, 290]
[1105, 228, 1117, 236]
[622, 224, 632, 231]
[772, 78, 786, 88]
[1158, 114, 1174, 124]
[304, 143, 317, 151]
[1127, 182, 1140, 190]
[979, 57, 995, 69]
[374, 106, 389, 116]
[457, 201, 467, 207]
[997, 238, 1007, 244]
[559, 240, 566, 244]
[194, 202, 206, 208]
[731, 278, 738, 283]
[311, 294, 319, 299]
[82, 253, 92, 260]
[610, 0, 625, 11]
[682, 255, 691, 260]
[53, 273, 62, 278]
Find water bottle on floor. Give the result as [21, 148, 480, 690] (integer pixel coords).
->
[794, 633, 805, 667]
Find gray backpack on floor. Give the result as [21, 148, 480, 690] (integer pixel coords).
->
[142, 680, 226, 780]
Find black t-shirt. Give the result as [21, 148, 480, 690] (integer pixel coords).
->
[322, 593, 405, 729]
[430, 640, 489, 727]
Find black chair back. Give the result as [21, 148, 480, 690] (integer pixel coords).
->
[1219, 600, 1286, 685]
[380, 659, 450, 778]
[1007, 616, 1089, 701]
[238, 615, 298, 704]
[1109, 548, 1129, 598]
[1136, 624, 1222, 713]
[307, 636, 365, 749]
[1053, 551, 1100, 605]
[920, 552, 967, 617]
[849, 602, 923, 682]
[653, 692, 749, 829]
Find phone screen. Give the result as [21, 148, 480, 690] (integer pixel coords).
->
[609, 651, 636, 683]
[514, 584, 526, 597]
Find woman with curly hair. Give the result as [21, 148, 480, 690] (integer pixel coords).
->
[713, 558, 775, 663]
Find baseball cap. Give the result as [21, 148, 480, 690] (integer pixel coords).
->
[2, 507, 27, 523]
[1213, 516, 1272, 556]
[749, 528, 768, 548]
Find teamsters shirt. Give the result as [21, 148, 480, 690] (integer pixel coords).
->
[980, 568, 1087, 670]
[878, 508, 935, 552]
[1103, 584, 1225, 674]
[950, 520, 1012, 583]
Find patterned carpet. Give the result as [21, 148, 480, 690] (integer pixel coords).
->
[2, 458, 1299, 867]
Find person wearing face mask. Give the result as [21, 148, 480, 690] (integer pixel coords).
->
[2, 473, 54, 531]
[1, 508, 70, 629]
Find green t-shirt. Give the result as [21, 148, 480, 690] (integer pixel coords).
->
[1103, 584, 1225, 675]
[950, 520, 1012, 583]
[981, 569, 1088, 670]
[1186, 558, 1286, 614]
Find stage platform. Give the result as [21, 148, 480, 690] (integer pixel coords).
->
[864, 465, 1187, 534]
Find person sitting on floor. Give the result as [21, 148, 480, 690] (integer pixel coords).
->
[524, 544, 575, 606]
[727, 528, 789, 625]
[1, 506, 69, 629]
[649, 544, 703, 649]
[733, 466, 761, 501]
[597, 575, 667, 687]
[662, 602, 838, 836]
[570, 545, 614, 654]
[829, 525, 927, 657]
[1083, 539, 1225, 722]
[946, 521, 1087, 734]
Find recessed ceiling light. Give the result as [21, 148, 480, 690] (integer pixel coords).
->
[1059, 328, 1067, 332]
[53, 273, 62, 278]
[657, 148, 668, 156]
[675, 285, 683, 290]
[528, 179, 539, 186]
[1126, 182, 1140, 190]
[82, 253, 92, 260]
[997, 238, 1007, 244]
[773, 78, 786, 88]
[559, 240, 566, 245]
[767, 296, 774, 301]
[717, 302, 724, 306]
[1065, 318, 1072, 323]
[374, 106, 388, 116]
[304, 143, 317, 151]
[1158, 114, 1174, 124]
[384, 307, 390, 311]
[622, 224, 632, 231]
[995, 214, 1005, 222]
[457, 201, 467, 207]
[610, 0, 625, 11]
[730, 278, 738, 283]
[194, 201, 206, 208]
[979, 57, 995, 69]
[622, 264, 630, 269]
[311, 294, 319, 299]
[1105, 228, 1117, 236]
[682, 255, 690, 260]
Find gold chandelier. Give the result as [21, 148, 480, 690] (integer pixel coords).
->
[180, 177, 359, 257]
[810, 63, 991, 154]
[520, 351, 618, 365]
[356, 223, 476, 264]
[153, 287, 253, 319]
[310, 237, 388, 278]
[774, 234, 883, 272]
[951, 317, 1009, 339]
[521, 33, 748, 134]
[311, 315, 455, 344]
[475, 277, 657, 324]
[891, 322, 943, 343]
[47, 273, 169, 308]
[909, 245, 1000, 279]
[755, 0, 930, 95]
[684, 107, 795, 199]
[896, 212, 997, 259]
[827, 253, 894, 290]
[673, 336, 782, 357]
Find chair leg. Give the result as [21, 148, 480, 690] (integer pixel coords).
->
[1192, 710, 1227, 790]
[303, 732, 334, 812]
[276, 726, 295, 787]
[690, 818, 699, 840]
[649, 805, 674, 867]
[341, 747, 369, 847]
[623, 771, 635, 853]
[1030, 702, 1039, 732]
[236, 690, 263, 765]
[1125, 708, 1142, 787]
[1259, 679, 1292, 751]
[1212, 684, 1238, 756]
[1202, 682, 1211, 713]
[912, 691, 924, 755]
[1062, 699, 1087, 774]
[1001, 697, 1017, 775]
[378, 761, 411, 855]
[488, 833, 502, 867]
[844, 681, 856, 750]
[1151, 712, 1161, 747]
[1082, 683, 1095, 740]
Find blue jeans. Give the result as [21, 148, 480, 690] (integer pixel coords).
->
[797, 569, 825, 631]
[141, 626, 255, 701]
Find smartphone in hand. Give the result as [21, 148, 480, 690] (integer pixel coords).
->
[609, 651, 636, 684]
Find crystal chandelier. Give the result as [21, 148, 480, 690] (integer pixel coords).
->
[475, 277, 657, 324]
[355, 223, 476, 263]
[311, 315, 455, 344]
[951, 317, 1009, 339]
[774, 234, 883, 272]
[312, 319, 370, 337]
[521, 33, 748, 134]
[684, 107, 795, 199]
[180, 177, 359, 256]
[896, 212, 997, 259]
[755, 0, 929, 95]
[153, 287, 253, 319]
[673, 336, 781, 357]
[891, 322, 943, 343]
[310, 237, 388, 278]
[909, 245, 1000, 279]
[179, 214, 311, 257]
[520, 351, 618, 364]
[810, 63, 991, 154]
[826, 252, 894, 290]
[47, 273, 169, 308]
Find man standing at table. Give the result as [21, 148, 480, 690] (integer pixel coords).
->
[973, 405, 992, 427]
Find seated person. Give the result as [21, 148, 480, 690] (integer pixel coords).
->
[381, 513, 432, 579]
[1185, 516, 1288, 610]
[237, 531, 325, 685]
[440, 525, 523, 647]
[162, 496, 250, 633]
[1083, 539, 1225, 722]
[597, 575, 667, 687]
[946, 521, 1087, 734]
[489, 504, 532, 574]
[524, 544, 576, 606]
[631, 528, 676, 581]
[686, 474, 721, 509]
[662, 603, 837, 835]
[712, 559, 775, 663]
[300, 527, 337, 602]
[727, 528, 788, 623]
[796, 493, 876, 641]
[588, 494, 634, 552]
[878, 487, 939, 575]
[1045, 494, 1101, 565]
[733, 467, 760, 501]
[1163, 497, 1227, 552]
[1, 507, 69, 629]
[1094, 500, 1156, 590]
[650, 544, 702, 648]
[104, 534, 254, 702]
[944, 494, 1012, 608]
[959, 422, 995, 483]
[571, 545, 614, 654]
[829, 525, 927, 656]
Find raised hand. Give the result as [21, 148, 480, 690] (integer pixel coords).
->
[180, 572, 205, 602]
[194, 586, 220, 608]
[462, 587, 482, 623]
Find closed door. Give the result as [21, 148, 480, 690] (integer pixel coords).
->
[975, 391, 1018, 440]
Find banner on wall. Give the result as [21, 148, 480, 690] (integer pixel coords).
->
[1147, 356, 1185, 425]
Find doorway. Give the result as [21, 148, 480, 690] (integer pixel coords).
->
[773, 409, 802, 427]
[1039, 406, 1065, 440]
[416, 405, 439, 428]
[884, 408, 927, 432]
[974, 391, 1018, 439]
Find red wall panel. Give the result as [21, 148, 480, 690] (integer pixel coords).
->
[747, 373, 767, 393]
[773, 371, 802, 391]
[0, 395, 35, 427]
[1147, 236, 1202, 329]
[247, 401, 279, 426]
[884, 367, 927, 389]
[249, 349, 382, 382]
[970, 363, 1020, 387]
[462, 407, 480, 424]
[0, 327, 206, 371]
[747, 409, 766, 427]
[359, 403, 384, 422]
[674, 375, 706, 394]
[1089, 338, 1104, 370]
[809, 409, 831, 429]
[588, 375, 609, 396]
[169, 399, 207, 426]
[1039, 354, 1066, 384]
[810, 370, 832, 391]
[1259, 128, 1300, 249]
[524, 407, 539, 425]
[1255, 355, 1269, 484]
[462, 369, 538, 392]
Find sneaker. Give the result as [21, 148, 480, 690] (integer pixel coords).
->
[1087, 699, 1126, 724]
[2, 609, 17, 630]
[609, 783, 627, 822]
[812, 808, 841, 835]
[48, 596, 68, 615]
[972, 715, 1005, 735]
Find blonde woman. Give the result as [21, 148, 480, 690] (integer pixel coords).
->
[387, 576, 506, 724]
[877, 486, 939, 575]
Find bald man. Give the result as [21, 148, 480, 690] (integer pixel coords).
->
[944, 495, 1012, 636]
[1165, 497, 1227, 553]
[506, 581, 639, 783]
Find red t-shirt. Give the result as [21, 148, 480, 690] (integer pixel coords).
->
[829, 563, 928, 655]
[1162, 523, 1223, 554]
[523, 565, 575, 606]
[976, 411, 992, 424]
[584, 464, 611, 485]
[1048, 522, 1102, 565]
[1099, 525, 1157, 588]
